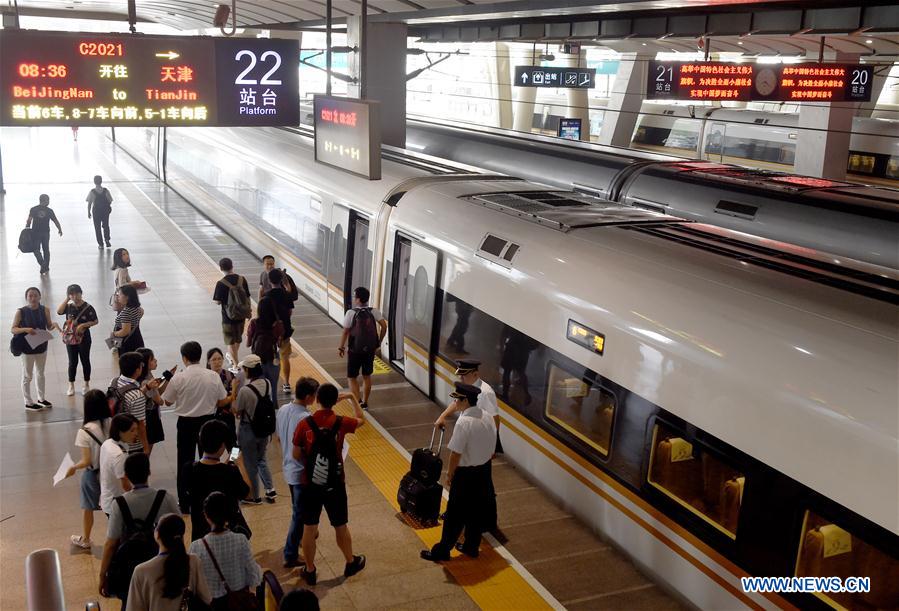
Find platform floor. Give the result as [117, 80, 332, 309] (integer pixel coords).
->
[0, 127, 686, 610]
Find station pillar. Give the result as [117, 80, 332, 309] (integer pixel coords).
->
[856, 68, 889, 118]
[598, 53, 649, 147]
[493, 42, 514, 129]
[561, 48, 590, 140]
[346, 17, 407, 147]
[794, 53, 858, 179]
[512, 48, 538, 133]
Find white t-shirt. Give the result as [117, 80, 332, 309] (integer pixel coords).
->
[74, 420, 110, 470]
[342, 306, 385, 329]
[115, 267, 131, 288]
[162, 363, 227, 418]
[447, 406, 496, 467]
[477, 379, 499, 419]
[99, 438, 128, 514]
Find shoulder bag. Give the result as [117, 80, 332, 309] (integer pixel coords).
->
[201, 537, 259, 611]
[62, 303, 91, 346]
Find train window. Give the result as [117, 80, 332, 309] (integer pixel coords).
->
[795, 510, 899, 610]
[647, 423, 744, 538]
[480, 235, 507, 257]
[885, 156, 899, 180]
[503, 243, 520, 262]
[412, 266, 429, 323]
[848, 153, 877, 175]
[544, 364, 614, 457]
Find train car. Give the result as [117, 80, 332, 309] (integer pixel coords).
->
[405, 118, 899, 270]
[114, 125, 899, 611]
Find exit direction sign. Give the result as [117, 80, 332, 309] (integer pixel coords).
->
[515, 66, 595, 89]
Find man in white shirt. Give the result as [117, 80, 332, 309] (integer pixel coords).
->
[421, 382, 495, 562]
[99, 414, 140, 515]
[338, 287, 387, 410]
[162, 341, 237, 511]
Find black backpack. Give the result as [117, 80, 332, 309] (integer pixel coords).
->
[18, 228, 34, 253]
[306, 416, 343, 490]
[106, 490, 166, 598]
[281, 269, 299, 302]
[93, 188, 112, 213]
[247, 381, 276, 437]
[348, 307, 379, 355]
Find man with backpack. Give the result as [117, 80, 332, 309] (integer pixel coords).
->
[26, 193, 62, 275]
[110, 351, 149, 454]
[338, 287, 387, 410]
[291, 383, 366, 585]
[213, 257, 251, 367]
[86, 175, 113, 249]
[234, 354, 278, 505]
[262, 268, 297, 396]
[99, 453, 179, 606]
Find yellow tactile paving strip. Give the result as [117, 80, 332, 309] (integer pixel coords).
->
[128, 180, 553, 610]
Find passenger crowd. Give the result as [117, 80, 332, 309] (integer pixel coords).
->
[11, 181, 502, 610]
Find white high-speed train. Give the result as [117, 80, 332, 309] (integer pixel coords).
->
[114, 125, 899, 611]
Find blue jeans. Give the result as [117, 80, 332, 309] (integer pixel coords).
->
[262, 362, 279, 405]
[284, 483, 303, 562]
[238, 422, 273, 499]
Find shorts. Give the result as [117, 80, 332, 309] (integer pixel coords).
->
[80, 468, 101, 511]
[300, 483, 349, 527]
[347, 351, 375, 378]
[279, 338, 293, 360]
[222, 321, 246, 345]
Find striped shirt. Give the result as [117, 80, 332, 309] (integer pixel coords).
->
[189, 531, 262, 599]
[114, 306, 142, 334]
[114, 375, 146, 453]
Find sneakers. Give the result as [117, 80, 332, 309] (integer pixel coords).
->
[66, 382, 75, 396]
[282, 383, 291, 394]
[283, 557, 304, 568]
[97, 244, 103, 250]
[344, 555, 366, 578]
[25, 404, 42, 412]
[265, 489, 277, 503]
[300, 566, 317, 585]
[360, 401, 369, 410]
[83, 381, 91, 394]
[70, 535, 91, 550]
[105, 240, 111, 248]
[36, 399, 52, 408]
[241, 498, 263, 506]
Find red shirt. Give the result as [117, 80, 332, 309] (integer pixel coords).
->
[292, 410, 359, 485]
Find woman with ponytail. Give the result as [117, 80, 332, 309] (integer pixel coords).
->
[127, 513, 212, 610]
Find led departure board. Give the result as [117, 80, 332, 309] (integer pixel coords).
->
[313, 95, 381, 180]
[0, 30, 299, 126]
[647, 61, 874, 102]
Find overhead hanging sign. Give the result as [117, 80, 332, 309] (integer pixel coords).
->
[514, 66, 596, 89]
[647, 61, 874, 102]
[0, 30, 300, 126]
[313, 95, 381, 180]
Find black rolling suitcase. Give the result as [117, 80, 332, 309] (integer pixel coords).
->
[398, 428, 444, 525]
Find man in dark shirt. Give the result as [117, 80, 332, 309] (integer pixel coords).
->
[26, 194, 62, 274]
[212, 257, 250, 367]
[261, 268, 295, 396]
[86, 175, 113, 249]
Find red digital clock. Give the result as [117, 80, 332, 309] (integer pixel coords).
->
[18, 63, 68, 78]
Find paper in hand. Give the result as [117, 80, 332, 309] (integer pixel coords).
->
[25, 329, 53, 349]
[53, 452, 75, 487]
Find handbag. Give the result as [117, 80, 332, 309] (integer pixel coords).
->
[201, 537, 259, 611]
[108, 291, 123, 312]
[179, 588, 212, 611]
[105, 335, 124, 350]
[9, 334, 26, 357]
[62, 303, 90, 346]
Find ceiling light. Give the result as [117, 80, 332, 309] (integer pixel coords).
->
[641, 42, 647, 46]
[737, 41, 743, 45]
[866, 39, 873, 44]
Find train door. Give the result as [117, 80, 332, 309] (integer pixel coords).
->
[389, 235, 440, 398]
[706, 122, 727, 162]
[326, 205, 349, 320]
[345, 214, 371, 311]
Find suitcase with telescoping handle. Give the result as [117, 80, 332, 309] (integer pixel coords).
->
[397, 427, 445, 525]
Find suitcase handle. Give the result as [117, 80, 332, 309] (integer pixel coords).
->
[429, 426, 445, 453]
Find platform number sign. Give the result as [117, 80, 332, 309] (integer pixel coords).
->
[213, 38, 299, 126]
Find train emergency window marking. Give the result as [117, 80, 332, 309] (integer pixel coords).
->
[794, 510, 899, 610]
[566, 320, 605, 356]
[544, 364, 614, 457]
[0, 30, 299, 127]
[502, 243, 520, 262]
[647, 423, 744, 539]
[479, 235, 507, 257]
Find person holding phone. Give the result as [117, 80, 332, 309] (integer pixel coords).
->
[57, 284, 98, 397]
[136, 348, 175, 452]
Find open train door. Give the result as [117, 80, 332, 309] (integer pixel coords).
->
[327, 206, 371, 320]
[705, 122, 727, 163]
[389, 234, 441, 398]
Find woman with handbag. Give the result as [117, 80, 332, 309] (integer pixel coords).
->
[110, 284, 144, 353]
[189, 492, 261, 611]
[136, 347, 176, 453]
[11, 286, 60, 411]
[65, 389, 110, 550]
[127, 514, 213, 611]
[57, 284, 98, 397]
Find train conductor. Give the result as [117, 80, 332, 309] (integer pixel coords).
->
[435, 358, 500, 531]
[421, 382, 496, 562]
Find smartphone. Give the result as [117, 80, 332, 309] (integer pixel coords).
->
[229, 447, 240, 463]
